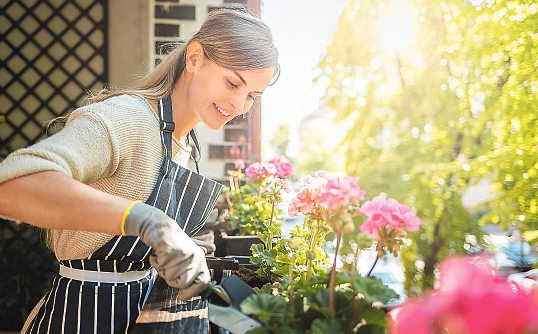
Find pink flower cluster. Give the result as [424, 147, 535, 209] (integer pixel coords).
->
[244, 156, 294, 181]
[389, 256, 538, 334]
[267, 156, 295, 178]
[245, 162, 277, 180]
[319, 176, 365, 209]
[288, 171, 330, 216]
[359, 196, 421, 239]
[234, 159, 245, 170]
[266, 176, 291, 193]
[276, 177, 291, 192]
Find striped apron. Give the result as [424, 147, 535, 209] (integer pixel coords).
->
[24, 96, 222, 333]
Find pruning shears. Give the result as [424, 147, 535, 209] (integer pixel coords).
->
[201, 275, 262, 334]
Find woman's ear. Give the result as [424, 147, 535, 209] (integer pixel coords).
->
[185, 41, 205, 73]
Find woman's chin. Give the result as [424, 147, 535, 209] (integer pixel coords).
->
[202, 120, 224, 130]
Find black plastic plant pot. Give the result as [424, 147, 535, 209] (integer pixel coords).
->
[215, 230, 262, 257]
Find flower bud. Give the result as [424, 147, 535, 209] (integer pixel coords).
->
[343, 222, 355, 233]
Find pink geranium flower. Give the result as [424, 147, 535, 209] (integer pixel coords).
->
[234, 159, 245, 170]
[245, 161, 277, 181]
[320, 176, 365, 209]
[389, 256, 538, 334]
[263, 176, 291, 194]
[267, 156, 295, 178]
[288, 172, 330, 216]
[359, 196, 421, 239]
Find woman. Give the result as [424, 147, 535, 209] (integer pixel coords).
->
[0, 7, 278, 333]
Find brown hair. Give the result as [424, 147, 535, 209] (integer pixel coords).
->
[92, 7, 279, 102]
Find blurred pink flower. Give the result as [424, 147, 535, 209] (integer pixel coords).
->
[245, 161, 277, 181]
[389, 256, 538, 334]
[359, 196, 421, 239]
[319, 176, 365, 209]
[234, 159, 245, 170]
[267, 156, 295, 178]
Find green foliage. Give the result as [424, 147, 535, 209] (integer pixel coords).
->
[247, 215, 397, 333]
[311, 319, 344, 334]
[315, 0, 537, 290]
[241, 294, 289, 324]
[241, 279, 395, 333]
[251, 224, 330, 282]
[223, 184, 283, 236]
[352, 276, 399, 305]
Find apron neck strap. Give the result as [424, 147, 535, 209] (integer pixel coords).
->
[158, 96, 201, 173]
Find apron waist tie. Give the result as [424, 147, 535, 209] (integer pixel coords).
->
[59, 264, 153, 283]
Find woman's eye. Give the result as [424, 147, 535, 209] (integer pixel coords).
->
[227, 80, 238, 89]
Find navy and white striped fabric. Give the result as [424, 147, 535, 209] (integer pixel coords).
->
[147, 95, 222, 237]
[24, 96, 222, 333]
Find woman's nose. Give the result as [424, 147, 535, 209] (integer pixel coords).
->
[231, 93, 254, 115]
[243, 97, 255, 113]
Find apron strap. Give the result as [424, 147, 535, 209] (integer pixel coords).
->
[158, 96, 174, 161]
[158, 96, 201, 173]
[188, 129, 201, 173]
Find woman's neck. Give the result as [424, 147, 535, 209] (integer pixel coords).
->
[170, 74, 199, 139]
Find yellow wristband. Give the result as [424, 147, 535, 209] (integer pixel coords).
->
[120, 200, 142, 236]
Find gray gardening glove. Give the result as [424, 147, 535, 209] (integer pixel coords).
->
[193, 238, 216, 254]
[123, 202, 210, 300]
[192, 231, 216, 255]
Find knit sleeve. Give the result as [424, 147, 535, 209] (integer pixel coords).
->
[0, 108, 121, 186]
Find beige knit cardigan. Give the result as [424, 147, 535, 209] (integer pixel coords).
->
[0, 94, 192, 260]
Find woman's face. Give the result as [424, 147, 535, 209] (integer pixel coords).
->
[187, 55, 275, 130]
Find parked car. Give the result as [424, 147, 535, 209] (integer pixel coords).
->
[507, 269, 538, 292]
[501, 241, 538, 270]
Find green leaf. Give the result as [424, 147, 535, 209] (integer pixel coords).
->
[349, 298, 387, 328]
[308, 288, 352, 318]
[246, 328, 271, 334]
[356, 324, 387, 334]
[311, 319, 345, 334]
[353, 276, 398, 305]
[240, 294, 288, 324]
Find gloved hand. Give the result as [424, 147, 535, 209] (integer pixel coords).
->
[192, 231, 216, 255]
[122, 202, 210, 300]
[193, 238, 216, 255]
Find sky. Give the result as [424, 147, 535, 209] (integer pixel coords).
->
[260, 0, 348, 158]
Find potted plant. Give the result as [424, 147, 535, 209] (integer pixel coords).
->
[217, 157, 294, 257]
[242, 171, 422, 333]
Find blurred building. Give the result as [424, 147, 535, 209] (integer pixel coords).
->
[0, 0, 262, 182]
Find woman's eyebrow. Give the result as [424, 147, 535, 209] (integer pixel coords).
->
[233, 71, 264, 94]
[233, 71, 247, 85]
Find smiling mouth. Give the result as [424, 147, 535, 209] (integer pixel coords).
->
[214, 103, 231, 117]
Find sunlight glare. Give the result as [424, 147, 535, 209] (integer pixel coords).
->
[379, 0, 417, 54]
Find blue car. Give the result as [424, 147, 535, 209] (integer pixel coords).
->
[502, 241, 538, 269]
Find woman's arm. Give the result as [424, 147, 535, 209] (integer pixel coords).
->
[0, 171, 130, 235]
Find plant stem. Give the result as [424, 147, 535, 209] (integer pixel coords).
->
[306, 219, 318, 280]
[329, 230, 342, 319]
[351, 245, 360, 286]
[229, 175, 235, 190]
[225, 193, 233, 213]
[234, 175, 242, 197]
[289, 254, 296, 319]
[366, 254, 379, 277]
[267, 200, 276, 250]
